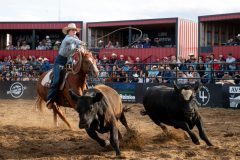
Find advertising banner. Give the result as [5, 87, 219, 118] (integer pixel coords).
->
[0, 81, 37, 99]
[106, 83, 136, 102]
[222, 85, 240, 109]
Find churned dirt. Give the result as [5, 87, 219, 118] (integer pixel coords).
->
[0, 100, 240, 160]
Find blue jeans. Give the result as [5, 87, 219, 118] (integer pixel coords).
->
[47, 55, 67, 101]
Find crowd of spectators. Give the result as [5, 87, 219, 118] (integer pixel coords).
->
[0, 52, 239, 85]
[100, 35, 175, 49]
[95, 52, 240, 85]
[0, 55, 51, 81]
[5, 35, 61, 51]
[225, 34, 240, 46]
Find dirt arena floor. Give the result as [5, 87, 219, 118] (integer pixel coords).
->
[0, 99, 240, 160]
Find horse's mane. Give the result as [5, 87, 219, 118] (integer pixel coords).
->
[82, 50, 93, 57]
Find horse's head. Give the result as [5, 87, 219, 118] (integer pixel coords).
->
[72, 50, 99, 77]
[82, 51, 99, 77]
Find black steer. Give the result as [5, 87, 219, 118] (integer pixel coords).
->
[142, 82, 213, 146]
[69, 84, 130, 156]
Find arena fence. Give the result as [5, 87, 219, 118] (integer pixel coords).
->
[0, 81, 239, 109]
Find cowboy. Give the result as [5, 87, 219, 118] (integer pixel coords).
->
[46, 23, 84, 107]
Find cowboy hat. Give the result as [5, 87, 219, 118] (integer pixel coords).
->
[62, 23, 80, 35]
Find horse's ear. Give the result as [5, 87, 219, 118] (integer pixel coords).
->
[93, 91, 103, 103]
[69, 90, 80, 102]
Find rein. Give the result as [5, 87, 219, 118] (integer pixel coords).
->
[71, 49, 83, 74]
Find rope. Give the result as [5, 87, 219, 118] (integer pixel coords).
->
[87, 26, 143, 48]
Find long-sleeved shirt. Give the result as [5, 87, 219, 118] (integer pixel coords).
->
[59, 35, 83, 59]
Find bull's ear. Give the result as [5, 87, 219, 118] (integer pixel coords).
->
[173, 81, 180, 92]
[93, 91, 103, 103]
[69, 90, 80, 102]
[194, 81, 202, 92]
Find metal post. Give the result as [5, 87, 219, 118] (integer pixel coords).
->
[128, 26, 132, 47]
[32, 29, 36, 50]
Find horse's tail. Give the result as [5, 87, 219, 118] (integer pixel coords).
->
[36, 95, 45, 112]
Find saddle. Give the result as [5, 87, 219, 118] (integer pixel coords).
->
[41, 69, 69, 90]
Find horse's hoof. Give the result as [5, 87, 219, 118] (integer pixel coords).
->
[104, 140, 110, 146]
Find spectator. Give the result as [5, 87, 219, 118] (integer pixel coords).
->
[42, 58, 51, 72]
[143, 38, 151, 48]
[105, 41, 114, 48]
[118, 69, 128, 82]
[235, 34, 240, 45]
[134, 57, 143, 72]
[153, 38, 161, 47]
[177, 71, 188, 84]
[20, 41, 30, 50]
[122, 61, 130, 72]
[196, 62, 206, 78]
[162, 66, 173, 84]
[53, 41, 61, 50]
[21, 56, 28, 65]
[101, 56, 109, 65]
[36, 41, 46, 50]
[188, 71, 201, 84]
[234, 71, 240, 84]
[98, 65, 109, 83]
[16, 41, 21, 50]
[127, 56, 134, 64]
[116, 54, 125, 68]
[169, 55, 177, 70]
[115, 41, 121, 48]
[226, 53, 236, 75]
[6, 42, 14, 50]
[109, 53, 117, 65]
[45, 35, 52, 50]
[131, 73, 139, 83]
[186, 66, 195, 77]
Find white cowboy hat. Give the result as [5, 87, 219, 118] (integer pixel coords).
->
[55, 41, 61, 44]
[62, 23, 80, 35]
[133, 73, 139, 78]
[111, 53, 117, 57]
[43, 58, 49, 61]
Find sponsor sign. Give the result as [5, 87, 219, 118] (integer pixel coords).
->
[196, 86, 210, 106]
[107, 83, 136, 102]
[7, 82, 27, 98]
[229, 86, 240, 108]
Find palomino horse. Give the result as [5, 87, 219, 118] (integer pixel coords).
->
[36, 50, 99, 128]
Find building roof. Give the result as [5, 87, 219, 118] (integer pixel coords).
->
[87, 18, 178, 28]
[199, 12, 240, 22]
[0, 21, 83, 30]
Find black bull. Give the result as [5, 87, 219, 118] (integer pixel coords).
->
[69, 84, 131, 156]
[142, 82, 213, 146]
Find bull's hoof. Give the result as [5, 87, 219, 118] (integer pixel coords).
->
[207, 142, 214, 146]
[194, 141, 200, 145]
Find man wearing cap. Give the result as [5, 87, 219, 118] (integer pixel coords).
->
[46, 23, 84, 107]
[109, 53, 117, 65]
[45, 35, 52, 50]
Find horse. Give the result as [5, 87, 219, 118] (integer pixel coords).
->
[36, 49, 99, 129]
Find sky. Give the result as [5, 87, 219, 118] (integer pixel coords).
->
[0, 0, 239, 22]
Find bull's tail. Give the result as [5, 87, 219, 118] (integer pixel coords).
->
[35, 95, 45, 112]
